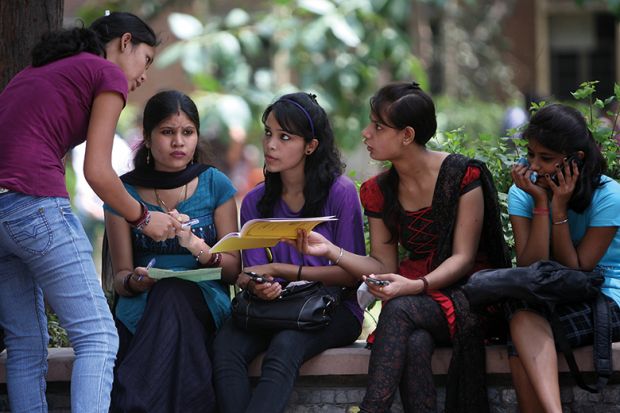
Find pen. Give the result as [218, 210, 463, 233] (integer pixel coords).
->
[181, 218, 199, 229]
[136, 258, 156, 282]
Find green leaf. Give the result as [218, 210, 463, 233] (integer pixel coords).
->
[326, 14, 361, 47]
[168, 12, 204, 40]
[298, 0, 335, 15]
[225, 8, 251, 28]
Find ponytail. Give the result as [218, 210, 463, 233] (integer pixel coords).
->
[32, 27, 104, 67]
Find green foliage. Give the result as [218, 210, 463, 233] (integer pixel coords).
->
[429, 126, 516, 256]
[47, 309, 69, 348]
[155, 0, 428, 149]
[569, 81, 620, 179]
[423, 81, 620, 263]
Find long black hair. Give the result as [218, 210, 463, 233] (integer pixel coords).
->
[372, 81, 438, 242]
[257, 92, 345, 218]
[523, 103, 606, 212]
[134, 90, 209, 171]
[31, 12, 158, 67]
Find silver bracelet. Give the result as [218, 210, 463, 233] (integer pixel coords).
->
[333, 247, 344, 265]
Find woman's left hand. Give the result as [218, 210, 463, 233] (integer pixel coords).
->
[364, 273, 411, 301]
[548, 158, 580, 209]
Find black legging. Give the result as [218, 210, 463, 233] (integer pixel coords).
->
[361, 294, 452, 413]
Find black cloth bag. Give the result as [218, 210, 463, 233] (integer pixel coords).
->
[462, 260, 610, 393]
[463, 260, 604, 308]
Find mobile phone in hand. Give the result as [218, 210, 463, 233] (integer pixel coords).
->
[565, 154, 584, 172]
[365, 277, 390, 287]
[244, 271, 267, 284]
[516, 158, 539, 183]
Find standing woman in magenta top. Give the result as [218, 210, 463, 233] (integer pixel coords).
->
[0, 12, 180, 413]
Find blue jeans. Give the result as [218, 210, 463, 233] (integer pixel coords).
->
[213, 304, 361, 413]
[0, 192, 118, 413]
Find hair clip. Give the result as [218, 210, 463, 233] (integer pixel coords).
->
[104, 9, 111, 16]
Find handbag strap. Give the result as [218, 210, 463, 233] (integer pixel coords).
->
[549, 309, 597, 392]
[592, 294, 612, 390]
[549, 295, 611, 394]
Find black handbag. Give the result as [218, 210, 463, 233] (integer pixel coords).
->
[231, 281, 340, 331]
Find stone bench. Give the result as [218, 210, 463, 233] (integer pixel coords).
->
[2, 342, 620, 412]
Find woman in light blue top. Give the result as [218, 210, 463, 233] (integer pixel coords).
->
[507, 103, 620, 413]
[104, 90, 240, 413]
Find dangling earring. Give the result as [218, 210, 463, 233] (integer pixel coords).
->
[146, 149, 151, 165]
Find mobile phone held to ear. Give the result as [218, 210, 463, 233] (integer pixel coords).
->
[550, 154, 583, 185]
[565, 154, 584, 172]
[244, 271, 268, 284]
[365, 277, 390, 287]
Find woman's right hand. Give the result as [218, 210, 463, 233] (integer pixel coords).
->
[128, 266, 157, 294]
[141, 211, 181, 242]
[511, 162, 547, 201]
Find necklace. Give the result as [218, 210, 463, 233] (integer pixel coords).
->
[154, 184, 188, 212]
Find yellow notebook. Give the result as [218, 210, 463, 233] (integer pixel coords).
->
[209, 216, 338, 253]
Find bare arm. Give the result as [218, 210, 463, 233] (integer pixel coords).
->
[105, 211, 155, 296]
[244, 261, 359, 287]
[294, 216, 399, 280]
[511, 214, 551, 266]
[552, 225, 617, 270]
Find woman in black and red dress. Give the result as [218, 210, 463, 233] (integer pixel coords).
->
[294, 81, 509, 413]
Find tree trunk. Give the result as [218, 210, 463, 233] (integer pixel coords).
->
[0, 0, 64, 90]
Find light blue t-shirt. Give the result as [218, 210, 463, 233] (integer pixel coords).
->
[104, 167, 237, 334]
[508, 175, 620, 307]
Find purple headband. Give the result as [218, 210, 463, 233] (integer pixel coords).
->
[276, 98, 315, 137]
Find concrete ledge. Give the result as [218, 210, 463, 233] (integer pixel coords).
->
[250, 341, 620, 376]
[2, 342, 619, 383]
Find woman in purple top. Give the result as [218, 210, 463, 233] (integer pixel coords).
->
[0, 12, 180, 413]
[213, 92, 365, 413]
